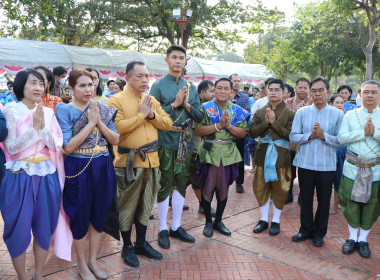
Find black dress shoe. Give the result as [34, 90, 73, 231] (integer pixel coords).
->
[236, 184, 244, 193]
[121, 244, 139, 267]
[203, 223, 213, 237]
[292, 232, 311, 242]
[198, 205, 217, 217]
[312, 237, 324, 247]
[253, 220, 268, 233]
[358, 241, 371, 258]
[169, 226, 195, 243]
[158, 230, 170, 249]
[269, 222, 280, 235]
[213, 221, 231, 236]
[134, 241, 163, 260]
[149, 214, 154, 220]
[342, 239, 357, 254]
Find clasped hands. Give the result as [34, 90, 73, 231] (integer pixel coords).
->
[139, 95, 154, 119]
[33, 103, 46, 131]
[364, 117, 375, 136]
[265, 108, 275, 125]
[172, 86, 191, 111]
[216, 110, 231, 131]
[87, 102, 104, 127]
[308, 122, 325, 141]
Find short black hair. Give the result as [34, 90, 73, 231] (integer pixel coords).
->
[53, 66, 67, 77]
[284, 84, 295, 97]
[126, 61, 146, 76]
[215, 78, 233, 89]
[337, 85, 353, 95]
[228, 73, 240, 80]
[268, 79, 284, 90]
[35, 65, 55, 92]
[14, 69, 45, 101]
[85, 67, 103, 96]
[264, 77, 275, 87]
[243, 86, 249, 90]
[295, 77, 310, 86]
[7, 81, 13, 86]
[330, 94, 344, 104]
[310, 76, 329, 90]
[198, 80, 214, 95]
[107, 80, 115, 87]
[166, 45, 186, 57]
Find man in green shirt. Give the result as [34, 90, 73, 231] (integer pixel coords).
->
[150, 45, 203, 249]
[249, 79, 295, 236]
[188, 80, 217, 216]
[193, 78, 248, 237]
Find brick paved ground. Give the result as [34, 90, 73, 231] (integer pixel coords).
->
[0, 167, 379, 280]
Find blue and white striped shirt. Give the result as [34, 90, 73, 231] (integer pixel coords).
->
[290, 104, 344, 171]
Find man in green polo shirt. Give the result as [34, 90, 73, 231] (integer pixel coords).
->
[150, 45, 203, 249]
[193, 78, 249, 237]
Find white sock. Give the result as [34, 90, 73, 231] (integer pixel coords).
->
[171, 190, 185, 231]
[272, 203, 282, 224]
[259, 199, 270, 222]
[358, 228, 371, 243]
[157, 197, 169, 232]
[348, 224, 358, 242]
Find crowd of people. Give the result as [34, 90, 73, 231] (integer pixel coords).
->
[0, 44, 379, 280]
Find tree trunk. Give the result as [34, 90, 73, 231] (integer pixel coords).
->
[363, 47, 373, 80]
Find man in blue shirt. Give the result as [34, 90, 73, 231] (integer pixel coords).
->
[290, 77, 344, 247]
[229, 73, 251, 193]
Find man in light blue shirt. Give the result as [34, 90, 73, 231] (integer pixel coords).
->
[290, 77, 344, 247]
[337, 80, 380, 258]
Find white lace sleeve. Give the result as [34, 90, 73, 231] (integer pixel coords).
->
[3, 107, 41, 156]
[38, 127, 57, 152]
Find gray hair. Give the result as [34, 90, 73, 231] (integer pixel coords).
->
[361, 80, 380, 91]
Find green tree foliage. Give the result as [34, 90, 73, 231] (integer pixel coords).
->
[244, 1, 365, 82]
[1, 0, 284, 55]
[244, 27, 297, 81]
[330, 0, 380, 80]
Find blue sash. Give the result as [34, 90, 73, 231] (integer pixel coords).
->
[203, 100, 250, 126]
[258, 135, 289, 183]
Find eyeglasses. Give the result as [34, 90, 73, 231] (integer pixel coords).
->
[310, 88, 326, 94]
[268, 88, 282, 92]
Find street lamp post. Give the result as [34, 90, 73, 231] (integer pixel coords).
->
[172, 8, 192, 47]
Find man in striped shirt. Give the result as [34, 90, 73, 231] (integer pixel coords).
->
[290, 77, 344, 247]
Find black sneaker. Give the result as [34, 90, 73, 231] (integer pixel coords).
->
[158, 230, 170, 249]
[121, 244, 139, 267]
[236, 184, 244, 193]
[342, 239, 356, 254]
[134, 241, 163, 260]
[169, 226, 195, 243]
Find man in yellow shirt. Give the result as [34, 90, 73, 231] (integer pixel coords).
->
[108, 61, 173, 267]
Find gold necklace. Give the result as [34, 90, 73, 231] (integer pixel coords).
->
[355, 109, 380, 157]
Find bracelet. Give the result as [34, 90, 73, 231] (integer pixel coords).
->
[226, 125, 233, 130]
[148, 112, 156, 120]
[170, 103, 176, 110]
[214, 123, 220, 132]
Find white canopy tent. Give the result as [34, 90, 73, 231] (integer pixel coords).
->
[0, 38, 273, 82]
